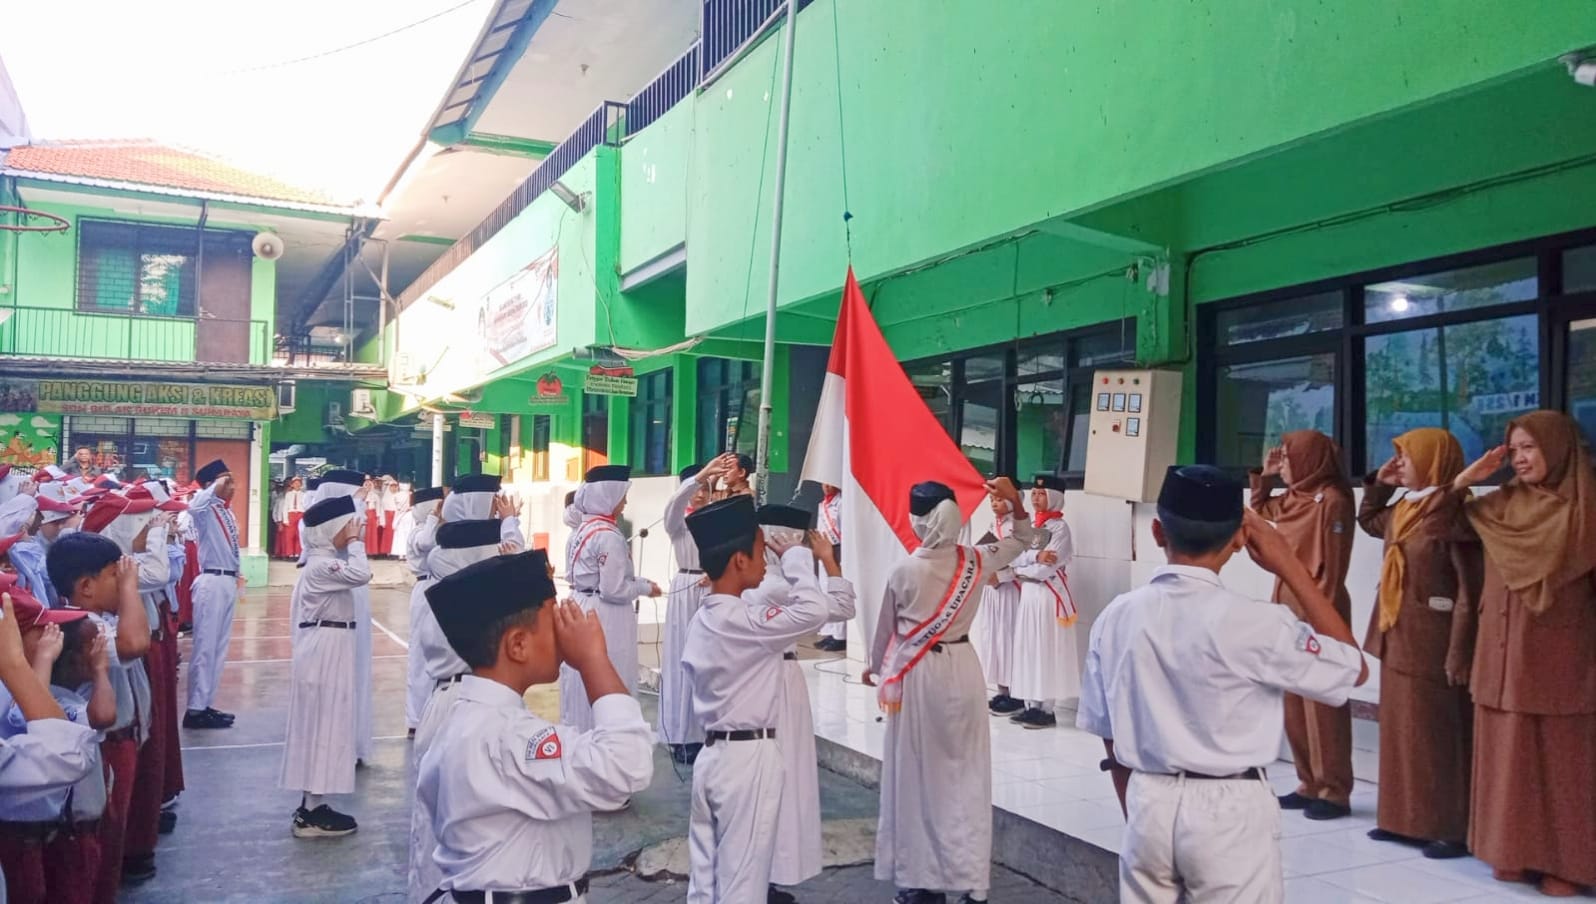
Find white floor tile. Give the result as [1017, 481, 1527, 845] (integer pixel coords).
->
[1283, 877, 1390, 904]
[1317, 862, 1492, 904]
[1036, 772, 1121, 803]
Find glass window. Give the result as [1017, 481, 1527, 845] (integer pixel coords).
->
[1566, 246, 1596, 295]
[695, 358, 760, 461]
[1070, 324, 1137, 367]
[1015, 342, 1064, 379]
[903, 359, 954, 435]
[629, 370, 672, 475]
[531, 415, 551, 481]
[1012, 375, 1066, 478]
[1364, 314, 1540, 465]
[1566, 318, 1596, 446]
[76, 221, 202, 317]
[1214, 354, 1337, 470]
[582, 394, 608, 469]
[1216, 292, 1343, 345]
[1364, 258, 1537, 324]
[958, 364, 1002, 476]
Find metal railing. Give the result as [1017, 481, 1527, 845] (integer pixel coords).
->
[396, 101, 626, 312]
[0, 305, 270, 364]
[700, 0, 813, 81]
[626, 43, 701, 137]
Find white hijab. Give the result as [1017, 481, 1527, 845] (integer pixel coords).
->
[442, 491, 494, 522]
[574, 480, 628, 518]
[304, 511, 356, 553]
[100, 509, 157, 554]
[411, 498, 441, 522]
[910, 498, 963, 550]
[314, 482, 365, 526]
[1036, 489, 1066, 516]
[428, 539, 500, 580]
[562, 504, 582, 529]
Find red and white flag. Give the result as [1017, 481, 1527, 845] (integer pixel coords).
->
[800, 267, 987, 661]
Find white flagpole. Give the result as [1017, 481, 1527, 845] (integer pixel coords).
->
[753, 0, 799, 506]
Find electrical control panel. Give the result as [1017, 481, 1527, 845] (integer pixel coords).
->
[1083, 369, 1183, 503]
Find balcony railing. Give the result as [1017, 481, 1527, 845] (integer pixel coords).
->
[700, 0, 813, 81]
[0, 305, 270, 364]
[396, 102, 626, 312]
[626, 43, 701, 137]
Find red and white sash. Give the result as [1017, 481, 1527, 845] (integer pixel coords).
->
[1031, 517, 1077, 627]
[566, 516, 620, 581]
[877, 546, 983, 714]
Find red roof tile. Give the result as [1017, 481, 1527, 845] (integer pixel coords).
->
[2, 140, 340, 207]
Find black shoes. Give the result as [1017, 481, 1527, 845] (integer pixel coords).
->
[122, 854, 156, 884]
[1278, 792, 1313, 810]
[670, 743, 703, 765]
[814, 637, 847, 652]
[767, 885, 797, 904]
[1008, 707, 1056, 728]
[292, 805, 358, 838]
[1422, 840, 1469, 860]
[894, 891, 946, 904]
[158, 809, 177, 835]
[987, 694, 1023, 716]
[1304, 799, 1351, 821]
[182, 709, 232, 730]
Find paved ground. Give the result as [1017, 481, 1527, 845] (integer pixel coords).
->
[120, 587, 1079, 902]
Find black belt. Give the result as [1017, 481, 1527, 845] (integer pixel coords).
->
[1144, 767, 1264, 781]
[931, 634, 969, 653]
[300, 620, 355, 630]
[203, 569, 238, 577]
[679, 568, 704, 575]
[704, 728, 775, 747]
[434, 673, 467, 691]
[782, 652, 797, 660]
[573, 587, 598, 595]
[416, 574, 431, 581]
[439, 879, 589, 904]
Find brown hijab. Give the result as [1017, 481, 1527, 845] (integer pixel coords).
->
[1376, 428, 1467, 631]
[1273, 430, 1354, 577]
[1467, 410, 1596, 615]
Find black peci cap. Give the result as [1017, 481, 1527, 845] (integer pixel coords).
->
[679, 463, 703, 482]
[411, 486, 444, 505]
[307, 477, 323, 491]
[426, 550, 555, 659]
[452, 473, 502, 494]
[687, 495, 758, 553]
[584, 464, 631, 484]
[435, 519, 504, 549]
[320, 469, 365, 487]
[909, 481, 956, 517]
[757, 504, 813, 531]
[1034, 473, 1068, 493]
[303, 495, 356, 527]
[195, 459, 229, 485]
[1156, 465, 1244, 523]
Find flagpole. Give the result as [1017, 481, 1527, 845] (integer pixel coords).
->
[753, 0, 799, 506]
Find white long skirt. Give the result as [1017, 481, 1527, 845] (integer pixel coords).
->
[404, 579, 435, 730]
[354, 584, 374, 760]
[1009, 582, 1080, 703]
[658, 573, 707, 746]
[559, 591, 638, 733]
[406, 679, 463, 904]
[971, 582, 1020, 689]
[875, 642, 991, 893]
[771, 656, 823, 886]
[279, 626, 357, 795]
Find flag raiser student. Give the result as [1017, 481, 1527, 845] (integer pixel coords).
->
[416, 550, 654, 904]
[403, 486, 447, 736]
[679, 495, 848, 904]
[866, 477, 1038, 904]
[1077, 466, 1369, 904]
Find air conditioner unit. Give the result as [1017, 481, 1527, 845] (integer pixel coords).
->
[276, 381, 297, 413]
[325, 401, 345, 429]
[350, 388, 377, 419]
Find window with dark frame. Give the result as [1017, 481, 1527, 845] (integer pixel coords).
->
[629, 370, 673, 476]
[76, 220, 210, 317]
[531, 415, 551, 481]
[695, 358, 761, 463]
[1199, 230, 1596, 477]
[901, 319, 1137, 484]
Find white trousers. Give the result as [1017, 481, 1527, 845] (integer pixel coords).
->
[187, 572, 239, 712]
[1121, 771, 1283, 904]
[404, 580, 434, 730]
[687, 738, 784, 904]
[353, 586, 373, 760]
[407, 679, 463, 904]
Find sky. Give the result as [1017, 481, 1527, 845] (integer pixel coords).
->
[0, 0, 491, 204]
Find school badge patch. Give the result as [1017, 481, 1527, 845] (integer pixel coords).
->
[764, 605, 783, 622]
[1294, 623, 1322, 656]
[527, 727, 563, 761]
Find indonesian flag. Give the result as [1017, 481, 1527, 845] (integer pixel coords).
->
[800, 267, 987, 661]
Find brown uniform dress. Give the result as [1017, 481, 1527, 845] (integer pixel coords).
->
[1357, 481, 1480, 843]
[1251, 466, 1355, 806]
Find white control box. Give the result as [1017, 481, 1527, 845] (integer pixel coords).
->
[1083, 369, 1183, 503]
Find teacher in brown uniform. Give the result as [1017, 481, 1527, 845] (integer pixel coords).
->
[1358, 427, 1480, 859]
[1455, 410, 1596, 897]
[1251, 429, 1356, 820]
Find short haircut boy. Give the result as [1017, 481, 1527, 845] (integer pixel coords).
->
[46, 531, 121, 601]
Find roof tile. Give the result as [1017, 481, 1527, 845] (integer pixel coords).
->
[2, 140, 339, 207]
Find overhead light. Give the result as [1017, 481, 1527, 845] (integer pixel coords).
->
[426, 295, 455, 310]
[1562, 52, 1596, 87]
[550, 180, 587, 213]
[1388, 294, 1410, 314]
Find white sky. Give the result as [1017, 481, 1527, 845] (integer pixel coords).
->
[0, 0, 491, 204]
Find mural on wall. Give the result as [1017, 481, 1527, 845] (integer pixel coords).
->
[0, 411, 61, 469]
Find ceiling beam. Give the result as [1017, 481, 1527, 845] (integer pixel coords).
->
[458, 132, 557, 158]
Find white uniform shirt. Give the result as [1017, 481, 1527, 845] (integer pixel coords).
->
[662, 479, 701, 572]
[417, 678, 654, 893]
[1077, 565, 1364, 776]
[90, 612, 137, 734]
[0, 717, 98, 809]
[406, 513, 440, 576]
[420, 519, 522, 679]
[682, 548, 842, 732]
[298, 543, 373, 623]
[0, 684, 107, 822]
[567, 519, 651, 605]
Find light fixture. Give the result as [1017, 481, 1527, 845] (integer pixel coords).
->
[426, 295, 455, 310]
[1388, 294, 1410, 314]
[550, 180, 587, 213]
[1561, 52, 1596, 87]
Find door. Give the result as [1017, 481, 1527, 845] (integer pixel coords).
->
[193, 438, 252, 548]
[196, 244, 253, 364]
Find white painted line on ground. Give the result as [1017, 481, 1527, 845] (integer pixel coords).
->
[200, 654, 409, 665]
[370, 616, 409, 650]
[181, 734, 409, 752]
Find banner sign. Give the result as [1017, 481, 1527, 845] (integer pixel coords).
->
[2, 378, 275, 420]
[459, 412, 497, 429]
[528, 371, 569, 406]
[478, 247, 559, 371]
[583, 373, 638, 397]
